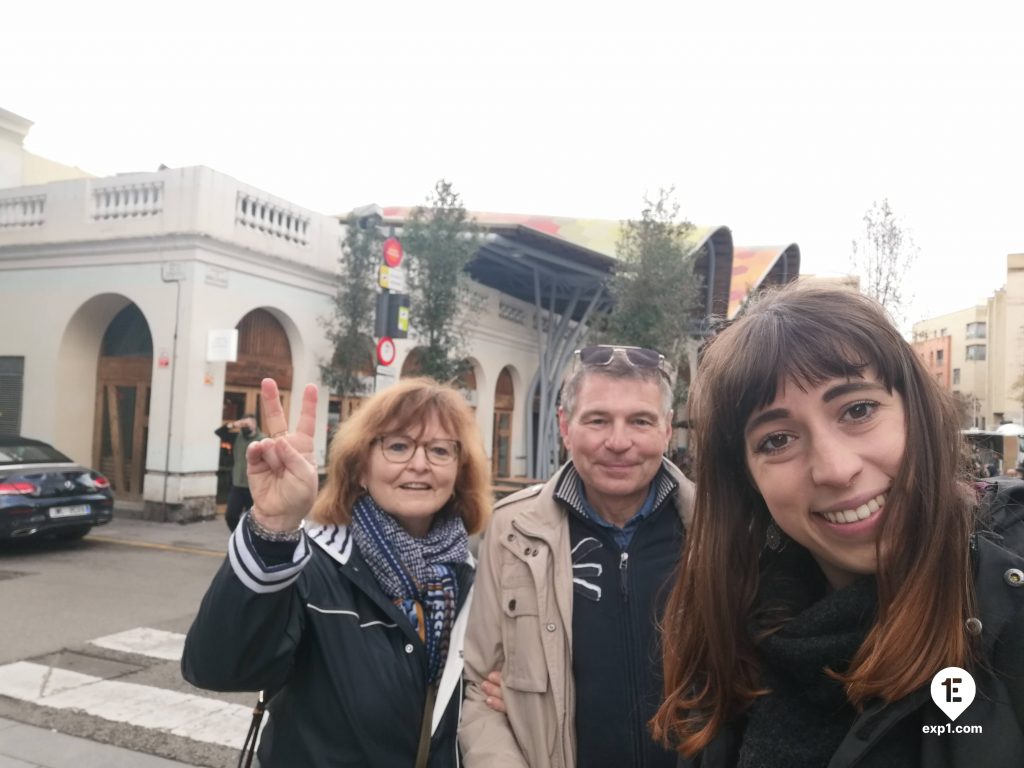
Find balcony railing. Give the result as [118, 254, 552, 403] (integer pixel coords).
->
[0, 194, 45, 228]
[0, 167, 340, 275]
[236, 192, 310, 245]
[91, 181, 163, 220]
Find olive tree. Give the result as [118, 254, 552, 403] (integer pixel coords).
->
[401, 179, 481, 383]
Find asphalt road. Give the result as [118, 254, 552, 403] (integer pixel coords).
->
[0, 514, 250, 767]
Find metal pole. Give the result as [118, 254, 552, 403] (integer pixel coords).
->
[160, 265, 184, 518]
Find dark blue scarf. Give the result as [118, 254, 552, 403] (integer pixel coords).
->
[351, 494, 468, 684]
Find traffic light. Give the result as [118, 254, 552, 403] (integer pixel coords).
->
[375, 292, 410, 339]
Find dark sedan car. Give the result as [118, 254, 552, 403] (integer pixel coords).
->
[0, 436, 114, 541]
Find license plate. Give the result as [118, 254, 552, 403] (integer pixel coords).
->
[49, 505, 90, 518]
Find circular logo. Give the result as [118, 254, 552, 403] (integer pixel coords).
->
[930, 666, 976, 721]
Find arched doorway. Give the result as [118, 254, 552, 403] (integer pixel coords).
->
[92, 304, 153, 499]
[399, 351, 477, 395]
[219, 309, 293, 502]
[400, 347, 425, 378]
[493, 367, 514, 477]
[454, 365, 477, 411]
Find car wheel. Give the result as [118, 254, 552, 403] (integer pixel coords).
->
[54, 525, 92, 541]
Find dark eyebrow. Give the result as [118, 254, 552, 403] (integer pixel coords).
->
[745, 408, 789, 436]
[745, 381, 886, 436]
[822, 380, 885, 402]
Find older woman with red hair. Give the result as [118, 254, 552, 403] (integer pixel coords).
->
[183, 376, 491, 767]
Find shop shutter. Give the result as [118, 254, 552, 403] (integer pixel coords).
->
[0, 357, 24, 436]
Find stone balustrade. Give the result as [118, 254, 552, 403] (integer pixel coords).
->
[0, 167, 340, 275]
[236, 192, 310, 245]
[0, 194, 45, 228]
[91, 181, 163, 220]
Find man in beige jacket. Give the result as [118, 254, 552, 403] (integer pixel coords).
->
[460, 346, 695, 767]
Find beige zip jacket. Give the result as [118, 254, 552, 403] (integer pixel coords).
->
[460, 460, 693, 767]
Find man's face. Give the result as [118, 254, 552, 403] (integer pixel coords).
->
[558, 373, 671, 519]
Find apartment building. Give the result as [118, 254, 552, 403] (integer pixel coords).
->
[912, 254, 1024, 429]
[912, 305, 988, 427]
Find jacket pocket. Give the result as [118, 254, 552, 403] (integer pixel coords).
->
[501, 585, 549, 693]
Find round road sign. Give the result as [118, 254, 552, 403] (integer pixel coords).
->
[377, 337, 396, 366]
[383, 237, 403, 268]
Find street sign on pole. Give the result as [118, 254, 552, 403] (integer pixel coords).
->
[376, 337, 396, 367]
[383, 237, 403, 268]
[378, 265, 408, 293]
[375, 364, 396, 393]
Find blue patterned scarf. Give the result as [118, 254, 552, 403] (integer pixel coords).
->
[351, 494, 468, 684]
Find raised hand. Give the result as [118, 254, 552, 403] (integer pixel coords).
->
[246, 378, 319, 532]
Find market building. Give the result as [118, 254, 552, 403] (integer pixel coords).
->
[0, 106, 799, 521]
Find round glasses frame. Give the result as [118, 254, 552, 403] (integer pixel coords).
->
[375, 435, 461, 466]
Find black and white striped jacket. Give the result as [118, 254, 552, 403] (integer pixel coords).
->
[182, 513, 475, 767]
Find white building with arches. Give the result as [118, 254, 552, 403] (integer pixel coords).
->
[0, 157, 347, 519]
[0, 108, 594, 520]
[0, 162, 562, 520]
[1, 107, 796, 522]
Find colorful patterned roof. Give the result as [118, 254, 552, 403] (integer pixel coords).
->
[377, 207, 797, 319]
[381, 207, 727, 261]
[728, 244, 801, 318]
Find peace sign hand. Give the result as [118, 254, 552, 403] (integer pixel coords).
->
[246, 378, 319, 532]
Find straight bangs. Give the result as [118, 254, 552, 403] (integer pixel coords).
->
[695, 302, 905, 487]
[377, 392, 461, 443]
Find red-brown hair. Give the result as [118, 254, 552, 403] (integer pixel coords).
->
[651, 281, 977, 756]
[310, 377, 491, 534]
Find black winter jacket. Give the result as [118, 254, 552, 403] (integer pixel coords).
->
[567, 484, 681, 768]
[682, 480, 1024, 768]
[181, 518, 475, 767]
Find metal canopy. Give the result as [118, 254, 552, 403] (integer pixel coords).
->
[469, 230, 614, 320]
[372, 210, 738, 479]
[471, 226, 615, 477]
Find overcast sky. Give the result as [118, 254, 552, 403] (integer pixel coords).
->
[4, 0, 1022, 326]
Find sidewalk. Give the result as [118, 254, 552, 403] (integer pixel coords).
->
[0, 513, 233, 768]
[0, 713, 201, 768]
[95, 511, 232, 554]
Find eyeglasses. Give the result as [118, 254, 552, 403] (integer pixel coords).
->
[376, 435, 461, 466]
[574, 345, 673, 382]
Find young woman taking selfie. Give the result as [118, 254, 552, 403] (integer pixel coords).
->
[653, 281, 1024, 767]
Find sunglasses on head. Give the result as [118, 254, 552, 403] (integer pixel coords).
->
[574, 345, 673, 381]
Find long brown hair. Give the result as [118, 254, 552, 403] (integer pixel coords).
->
[651, 280, 976, 756]
[311, 377, 491, 534]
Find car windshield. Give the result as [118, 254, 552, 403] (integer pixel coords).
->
[0, 443, 73, 465]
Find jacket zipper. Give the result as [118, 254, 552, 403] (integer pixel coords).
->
[619, 542, 641, 765]
[619, 551, 629, 600]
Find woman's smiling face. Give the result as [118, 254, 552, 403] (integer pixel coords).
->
[743, 370, 906, 589]
[361, 412, 459, 538]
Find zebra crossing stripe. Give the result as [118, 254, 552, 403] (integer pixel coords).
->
[0, 661, 255, 750]
[90, 627, 186, 661]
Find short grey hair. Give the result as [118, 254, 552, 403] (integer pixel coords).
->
[559, 354, 673, 422]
